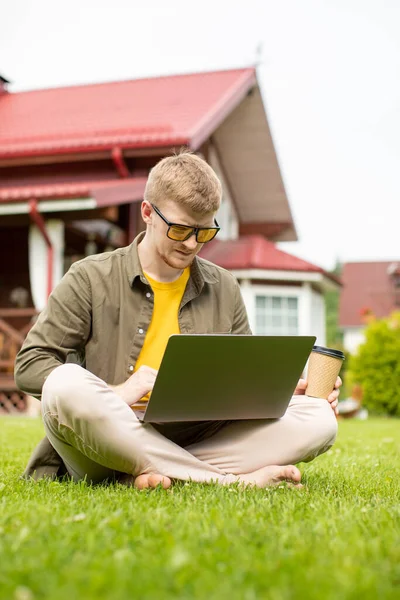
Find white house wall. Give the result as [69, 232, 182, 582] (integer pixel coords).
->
[239, 279, 255, 328]
[343, 327, 365, 355]
[298, 282, 312, 336]
[208, 145, 239, 241]
[311, 288, 326, 346]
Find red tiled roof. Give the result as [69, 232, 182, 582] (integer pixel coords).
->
[339, 262, 399, 327]
[200, 235, 336, 279]
[0, 68, 256, 158]
[0, 177, 147, 207]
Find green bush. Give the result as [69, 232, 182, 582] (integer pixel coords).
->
[347, 311, 400, 416]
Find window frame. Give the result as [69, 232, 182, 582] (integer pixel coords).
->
[251, 284, 302, 337]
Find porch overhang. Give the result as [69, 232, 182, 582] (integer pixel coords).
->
[0, 177, 147, 216]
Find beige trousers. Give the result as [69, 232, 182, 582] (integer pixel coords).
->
[41, 364, 338, 484]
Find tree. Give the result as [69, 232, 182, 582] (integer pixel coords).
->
[347, 311, 400, 416]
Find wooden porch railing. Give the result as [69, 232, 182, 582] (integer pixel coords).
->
[0, 308, 38, 414]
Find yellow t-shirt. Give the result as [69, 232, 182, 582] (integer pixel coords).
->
[133, 267, 190, 408]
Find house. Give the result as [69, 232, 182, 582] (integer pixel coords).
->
[201, 235, 339, 342]
[0, 67, 339, 411]
[339, 261, 400, 354]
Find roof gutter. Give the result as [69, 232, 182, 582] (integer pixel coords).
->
[28, 198, 53, 299]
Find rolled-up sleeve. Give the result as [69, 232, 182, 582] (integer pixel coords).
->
[14, 262, 92, 398]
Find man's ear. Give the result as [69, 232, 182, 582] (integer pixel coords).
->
[141, 201, 152, 225]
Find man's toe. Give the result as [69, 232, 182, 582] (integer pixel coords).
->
[134, 474, 150, 489]
[285, 465, 302, 483]
[148, 474, 171, 489]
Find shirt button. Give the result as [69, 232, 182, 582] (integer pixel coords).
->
[128, 364, 134, 373]
[138, 328, 144, 334]
[146, 292, 151, 298]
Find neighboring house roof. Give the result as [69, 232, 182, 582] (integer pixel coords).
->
[0, 68, 256, 158]
[200, 235, 339, 284]
[339, 261, 400, 327]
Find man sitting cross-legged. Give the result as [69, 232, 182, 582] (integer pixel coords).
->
[15, 151, 340, 489]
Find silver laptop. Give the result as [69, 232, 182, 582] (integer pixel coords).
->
[138, 334, 316, 423]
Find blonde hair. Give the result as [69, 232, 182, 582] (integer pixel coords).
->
[144, 150, 222, 213]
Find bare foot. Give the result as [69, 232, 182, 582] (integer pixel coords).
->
[239, 465, 302, 488]
[134, 473, 172, 490]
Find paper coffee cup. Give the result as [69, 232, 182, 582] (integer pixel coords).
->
[306, 346, 345, 399]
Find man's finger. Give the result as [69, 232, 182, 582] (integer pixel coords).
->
[335, 376, 342, 389]
[146, 367, 158, 376]
[139, 365, 158, 376]
[328, 390, 339, 403]
[294, 378, 307, 395]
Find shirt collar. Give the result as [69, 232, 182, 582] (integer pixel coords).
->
[125, 232, 146, 285]
[126, 232, 218, 288]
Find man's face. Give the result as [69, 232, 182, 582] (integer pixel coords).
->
[148, 199, 217, 270]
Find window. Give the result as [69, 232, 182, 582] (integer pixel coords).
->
[255, 295, 299, 335]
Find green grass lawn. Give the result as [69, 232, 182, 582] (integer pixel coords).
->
[0, 417, 399, 600]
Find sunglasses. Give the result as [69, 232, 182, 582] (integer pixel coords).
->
[151, 203, 220, 244]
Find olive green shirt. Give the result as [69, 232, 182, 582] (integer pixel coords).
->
[16, 232, 251, 479]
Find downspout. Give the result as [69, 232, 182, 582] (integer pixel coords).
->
[112, 146, 135, 242]
[28, 199, 53, 299]
[111, 146, 129, 178]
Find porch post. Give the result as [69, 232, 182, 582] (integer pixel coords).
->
[29, 219, 65, 311]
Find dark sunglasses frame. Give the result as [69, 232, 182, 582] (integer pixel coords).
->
[151, 203, 220, 243]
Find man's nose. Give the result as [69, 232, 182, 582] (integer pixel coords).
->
[182, 233, 199, 250]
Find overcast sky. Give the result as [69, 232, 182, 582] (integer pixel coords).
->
[1, 0, 399, 270]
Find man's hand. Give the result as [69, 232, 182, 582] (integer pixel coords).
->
[294, 376, 342, 415]
[110, 366, 158, 406]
